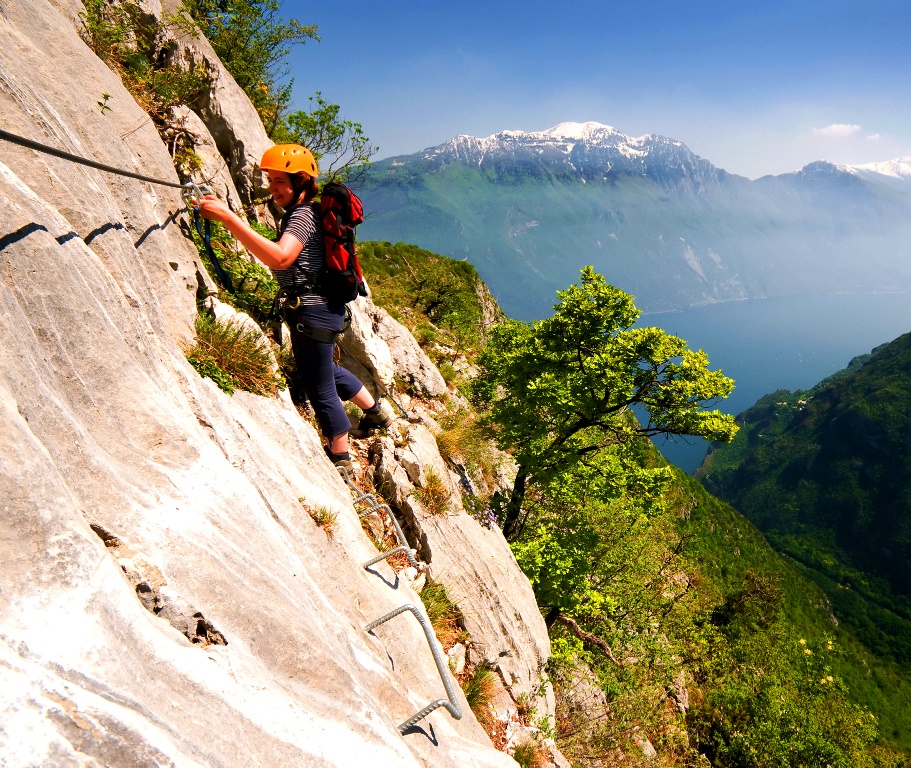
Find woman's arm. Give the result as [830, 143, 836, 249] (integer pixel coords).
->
[196, 195, 303, 270]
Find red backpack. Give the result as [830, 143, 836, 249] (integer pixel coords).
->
[319, 182, 368, 304]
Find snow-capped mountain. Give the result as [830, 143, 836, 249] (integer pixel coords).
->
[418, 121, 727, 189]
[359, 123, 911, 319]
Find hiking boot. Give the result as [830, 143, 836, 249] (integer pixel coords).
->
[324, 446, 353, 473]
[355, 399, 393, 433]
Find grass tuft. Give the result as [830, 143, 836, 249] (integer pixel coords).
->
[512, 741, 547, 768]
[461, 664, 498, 725]
[414, 466, 451, 516]
[185, 312, 284, 396]
[300, 499, 338, 538]
[419, 580, 466, 648]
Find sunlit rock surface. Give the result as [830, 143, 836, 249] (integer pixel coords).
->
[0, 1, 541, 764]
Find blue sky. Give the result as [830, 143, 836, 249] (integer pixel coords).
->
[284, 0, 911, 179]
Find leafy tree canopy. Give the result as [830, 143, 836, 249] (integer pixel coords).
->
[182, 0, 317, 131]
[275, 92, 377, 182]
[182, 0, 376, 180]
[472, 266, 738, 538]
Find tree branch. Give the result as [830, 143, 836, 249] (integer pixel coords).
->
[555, 614, 621, 666]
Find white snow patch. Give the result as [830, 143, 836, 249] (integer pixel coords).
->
[849, 157, 911, 179]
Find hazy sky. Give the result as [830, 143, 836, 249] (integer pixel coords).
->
[284, 0, 911, 179]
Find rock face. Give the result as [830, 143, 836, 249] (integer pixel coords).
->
[170, 105, 245, 213]
[0, 1, 545, 765]
[339, 296, 449, 400]
[158, 0, 273, 205]
[370, 427, 551, 701]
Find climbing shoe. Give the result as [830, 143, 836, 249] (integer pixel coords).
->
[324, 446, 353, 473]
[354, 399, 393, 433]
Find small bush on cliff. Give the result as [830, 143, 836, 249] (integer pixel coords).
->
[185, 312, 284, 396]
[80, 0, 206, 129]
[512, 741, 547, 768]
[182, 1, 375, 179]
[435, 408, 500, 493]
[191, 220, 279, 323]
[413, 467, 451, 516]
[181, 0, 316, 134]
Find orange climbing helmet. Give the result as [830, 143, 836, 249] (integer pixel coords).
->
[259, 144, 319, 178]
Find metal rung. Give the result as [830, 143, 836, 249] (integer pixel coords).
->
[336, 466, 419, 569]
[365, 603, 463, 732]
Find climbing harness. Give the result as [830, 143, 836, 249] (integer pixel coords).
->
[0, 128, 232, 290]
[268, 285, 352, 346]
[336, 466, 462, 732]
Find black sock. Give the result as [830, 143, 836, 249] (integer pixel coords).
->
[364, 401, 381, 415]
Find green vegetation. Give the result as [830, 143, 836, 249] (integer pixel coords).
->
[182, 0, 375, 179]
[677, 475, 898, 767]
[358, 240, 500, 355]
[419, 580, 466, 648]
[695, 334, 911, 752]
[435, 407, 501, 495]
[275, 92, 377, 182]
[184, 312, 284, 396]
[181, 0, 317, 133]
[471, 266, 738, 539]
[511, 741, 547, 768]
[413, 466, 451, 516]
[191, 219, 279, 323]
[305, 503, 338, 538]
[446, 266, 906, 764]
[461, 664, 497, 725]
[80, 0, 206, 132]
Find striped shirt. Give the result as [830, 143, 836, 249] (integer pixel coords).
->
[272, 204, 327, 306]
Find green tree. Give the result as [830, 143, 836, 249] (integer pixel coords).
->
[471, 267, 738, 539]
[276, 92, 378, 182]
[689, 574, 880, 768]
[182, 0, 318, 133]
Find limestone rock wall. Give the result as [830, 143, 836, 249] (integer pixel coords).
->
[0, 1, 546, 765]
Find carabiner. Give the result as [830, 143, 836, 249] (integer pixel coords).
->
[181, 180, 203, 210]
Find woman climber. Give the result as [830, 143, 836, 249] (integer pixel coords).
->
[196, 144, 392, 471]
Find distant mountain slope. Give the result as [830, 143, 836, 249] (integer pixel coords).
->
[356, 122, 911, 319]
[696, 333, 911, 668]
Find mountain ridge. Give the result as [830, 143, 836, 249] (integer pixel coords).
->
[399, 120, 908, 183]
[357, 122, 911, 319]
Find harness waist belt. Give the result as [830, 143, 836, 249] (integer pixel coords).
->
[295, 321, 340, 344]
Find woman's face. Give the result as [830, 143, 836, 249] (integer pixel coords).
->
[266, 170, 296, 208]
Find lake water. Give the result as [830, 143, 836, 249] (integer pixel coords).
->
[638, 294, 911, 474]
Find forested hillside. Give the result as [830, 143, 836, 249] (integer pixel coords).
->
[359, 245, 910, 766]
[698, 334, 911, 750]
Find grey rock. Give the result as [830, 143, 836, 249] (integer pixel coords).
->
[0, 3, 526, 765]
[339, 296, 396, 396]
[447, 642, 467, 675]
[370, 428, 550, 700]
[344, 297, 448, 398]
[169, 105, 245, 212]
[158, 0, 273, 206]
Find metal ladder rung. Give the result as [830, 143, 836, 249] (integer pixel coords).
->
[365, 603, 463, 732]
[337, 466, 418, 569]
